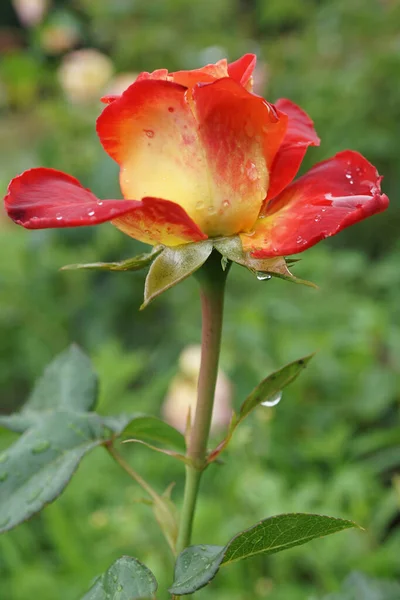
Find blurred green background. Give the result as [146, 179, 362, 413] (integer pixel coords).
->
[0, 0, 399, 598]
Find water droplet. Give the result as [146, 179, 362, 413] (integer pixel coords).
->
[0, 453, 8, 464]
[314, 214, 322, 222]
[116, 584, 123, 592]
[207, 206, 216, 215]
[246, 161, 259, 182]
[195, 201, 204, 210]
[56, 214, 63, 221]
[97, 200, 103, 206]
[32, 440, 50, 454]
[262, 391, 282, 407]
[200, 545, 206, 551]
[345, 172, 352, 179]
[256, 272, 272, 281]
[296, 235, 304, 245]
[0, 517, 10, 528]
[87, 210, 95, 217]
[112, 575, 118, 583]
[144, 129, 154, 138]
[168, 106, 175, 113]
[222, 199, 230, 208]
[0, 472, 8, 482]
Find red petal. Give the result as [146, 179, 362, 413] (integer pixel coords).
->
[4, 168, 141, 228]
[227, 53, 257, 87]
[241, 151, 389, 257]
[111, 197, 207, 246]
[4, 168, 206, 246]
[266, 99, 320, 202]
[191, 78, 287, 234]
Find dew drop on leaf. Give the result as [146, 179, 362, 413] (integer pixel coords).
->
[261, 391, 282, 407]
[31, 440, 51, 454]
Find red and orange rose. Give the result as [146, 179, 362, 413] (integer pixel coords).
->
[4, 54, 388, 263]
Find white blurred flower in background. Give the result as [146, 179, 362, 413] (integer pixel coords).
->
[162, 345, 232, 435]
[58, 49, 114, 104]
[12, 0, 49, 28]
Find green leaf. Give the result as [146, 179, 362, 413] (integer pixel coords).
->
[120, 415, 186, 452]
[321, 571, 400, 600]
[214, 236, 317, 288]
[169, 513, 359, 596]
[0, 409, 127, 533]
[0, 345, 98, 433]
[61, 248, 161, 272]
[142, 241, 213, 308]
[208, 354, 313, 462]
[82, 556, 158, 600]
[239, 354, 313, 419]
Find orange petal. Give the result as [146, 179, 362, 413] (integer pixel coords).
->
[112, 196, 207, 246]
[171, 59, 228, 87]
[96, 79, 212, 227]
[191, 78, 288, 235]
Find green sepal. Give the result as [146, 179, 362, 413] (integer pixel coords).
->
[214, 236, 317, 288]
[81, 556, 158, 600]
[61, 248, 162, 272]
[142, 241, 213, 308]
[169, 513, 360, 596]
[208, 354, 313, 463]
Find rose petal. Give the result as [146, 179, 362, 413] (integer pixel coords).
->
[241, 150, 389, 257]
[227, 53, 257, 88]
[111, 197, 207, 246]
[171, 59, 228, 87]
[4, 168, 141, 228]
[96, 79, 214, 231]
[265, 99, 320, 202]
[5, 167, 207, 246]
[191, 77, 288, 235]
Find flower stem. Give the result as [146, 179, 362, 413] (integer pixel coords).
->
[176, 251, 229, 554]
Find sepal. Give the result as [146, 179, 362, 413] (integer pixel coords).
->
[214, 236, 317, 288]
[142, 241, 213, 308]
[61, 248, 162, 272]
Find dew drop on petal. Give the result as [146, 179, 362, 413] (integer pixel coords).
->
[222, 199, 230, 208]
[196, 201, 204, 210]
[144, 129, 154, 138]
[87, 210, 95, 217]
[56, 214, 63, 221]
[262, 391, 282, 407]
[246, 161, 259, 182]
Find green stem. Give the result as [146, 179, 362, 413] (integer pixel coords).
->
[176, 251, 229, 554]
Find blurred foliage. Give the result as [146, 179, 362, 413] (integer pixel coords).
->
[0, 0, 399, 599]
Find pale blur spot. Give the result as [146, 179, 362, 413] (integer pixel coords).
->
[89, 510, 109, 529]
[12, 0, 49, 28]
[162, 345, 232, 434]
[58, 49, 114, 104]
